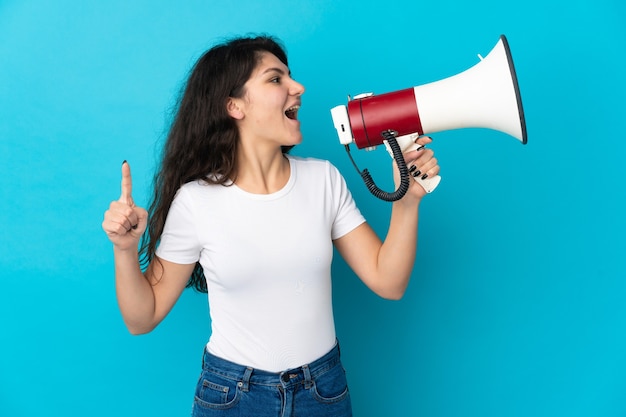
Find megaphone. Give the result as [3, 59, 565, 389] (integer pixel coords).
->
[331, 34, 527, 201]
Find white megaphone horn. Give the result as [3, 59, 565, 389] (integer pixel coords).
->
[330, 34, 527, 201]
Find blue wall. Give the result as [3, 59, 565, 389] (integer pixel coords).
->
[1, 1, 625, 416]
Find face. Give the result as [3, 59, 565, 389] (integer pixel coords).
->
[229, 52, 305, 149]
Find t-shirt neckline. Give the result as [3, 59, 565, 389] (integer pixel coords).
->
[229, 155, 296, 201]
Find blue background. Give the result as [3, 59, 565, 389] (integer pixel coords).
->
[1, 1, 625, 416]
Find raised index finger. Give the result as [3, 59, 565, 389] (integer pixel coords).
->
[119, 161, 135, 207]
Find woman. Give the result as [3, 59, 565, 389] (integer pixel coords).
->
[102, 35, 439, 417]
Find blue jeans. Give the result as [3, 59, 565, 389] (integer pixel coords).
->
[191, 342, 352, 417]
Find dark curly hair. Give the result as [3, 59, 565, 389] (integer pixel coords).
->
[139, 35, 291, 292]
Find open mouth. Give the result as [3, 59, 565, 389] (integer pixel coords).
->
[285, 105, 300, 120]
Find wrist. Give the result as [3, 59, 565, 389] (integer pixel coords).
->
[396, 192, 423, 208]
[113, 245, 140, 259]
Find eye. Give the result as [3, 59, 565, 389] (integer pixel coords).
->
[270, 77, 281, 84]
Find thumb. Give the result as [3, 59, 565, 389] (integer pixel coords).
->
[119, 160, 135, 207]
[131, 206, 149, 235]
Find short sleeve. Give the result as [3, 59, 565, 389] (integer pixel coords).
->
[328, 163, 366, 240]
[155, 185, 201, 264]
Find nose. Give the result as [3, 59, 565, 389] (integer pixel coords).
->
[290, 79, 305, 96]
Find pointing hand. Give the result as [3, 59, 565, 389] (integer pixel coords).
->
[102, 161, 148, 250]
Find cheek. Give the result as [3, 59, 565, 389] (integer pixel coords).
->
[245, 92, 285, 124]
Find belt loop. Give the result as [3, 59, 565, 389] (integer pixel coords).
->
[303, 364, 312, 389]
[239, 367, 253, 392]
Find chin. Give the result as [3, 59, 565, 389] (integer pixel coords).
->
[284, 135, 303, 147]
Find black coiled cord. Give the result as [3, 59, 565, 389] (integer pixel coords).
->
[345, 130, 410, 202]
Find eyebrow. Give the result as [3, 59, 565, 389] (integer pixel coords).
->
[262, 67, 291, 76]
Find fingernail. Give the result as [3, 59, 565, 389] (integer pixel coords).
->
[122, 160, 127, 166]
[421, 174, 429, 180]
[412, 170, 422, 177]
[409, 165, 417, 173]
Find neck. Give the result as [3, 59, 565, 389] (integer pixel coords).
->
[235, 145, 290, 194]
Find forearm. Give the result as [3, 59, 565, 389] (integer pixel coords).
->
[337, 137, 437, 300]
[376, 199, 421, 299]
[113, 247, 157, 334]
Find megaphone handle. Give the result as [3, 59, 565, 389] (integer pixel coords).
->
[414, 173, 441, 193]
[384, 138, 441, 193]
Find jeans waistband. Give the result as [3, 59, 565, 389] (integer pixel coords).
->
[201, 342, 342, 389]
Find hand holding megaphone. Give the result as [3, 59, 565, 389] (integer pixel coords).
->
[330, 35, 527, 201]
[384, 132, 442, 194]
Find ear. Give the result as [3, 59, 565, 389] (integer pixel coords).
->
[227, 97, 244, 120]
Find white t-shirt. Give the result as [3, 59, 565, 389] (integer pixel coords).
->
[156, 155, 366, 372]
